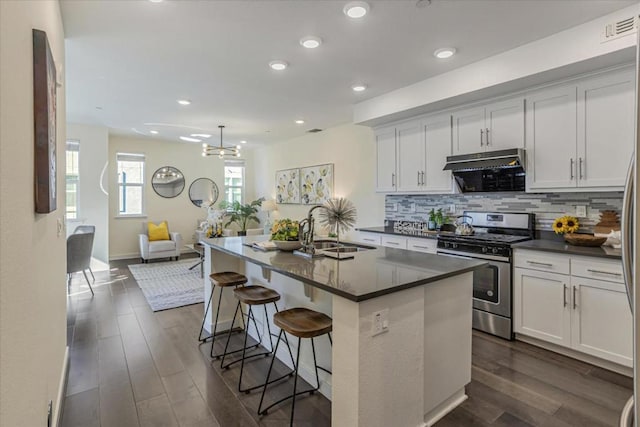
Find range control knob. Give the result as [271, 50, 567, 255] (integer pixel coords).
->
[444, 242, 450, 248]
[452, 243, 458, 249]
[482, 247, 488, 253]
[492, 248, 499, 254]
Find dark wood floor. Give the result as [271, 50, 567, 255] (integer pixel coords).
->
[62, 256, 632, 427]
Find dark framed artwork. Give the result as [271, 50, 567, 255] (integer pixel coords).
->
[33, 29, 57, 213]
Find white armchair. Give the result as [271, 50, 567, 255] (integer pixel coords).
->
[139, 221, 183, 263]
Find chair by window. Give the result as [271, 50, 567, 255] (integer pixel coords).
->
[67, 231, 95, 295]
[139, 221, 183, 263]
[73, 225, 96, 281]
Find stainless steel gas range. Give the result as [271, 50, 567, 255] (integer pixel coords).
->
[436, 211, 535, 340]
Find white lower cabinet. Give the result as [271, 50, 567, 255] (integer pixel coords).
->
[353, 231, 382, 246]
[514, 250, 631, 367]
[381, 235, 408, 249]
[407, 238, 437, 254]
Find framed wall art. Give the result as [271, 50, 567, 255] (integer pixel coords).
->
[300, 163, 333, 205]
[33, 29, 57, 213]
[275, 168, 300, 204]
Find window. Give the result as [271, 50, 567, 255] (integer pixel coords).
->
[117, 153, 145, 216]
[65, 140, 80, 219]
[224, 160, 245, 205]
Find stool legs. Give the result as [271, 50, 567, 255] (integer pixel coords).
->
[197, 285, 215, 343]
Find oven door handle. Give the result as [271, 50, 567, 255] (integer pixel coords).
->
[437, 249, 510, 263]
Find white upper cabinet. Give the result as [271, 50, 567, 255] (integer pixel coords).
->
[576, 69, 635, 188]
[452, 98, 524, 155]
[396, 122, 425, 192]
[423, 114, 454, 193]
[374, 115, 453, 194]
[526, 85, 577, 190]
[527, 67, 635, 192]
[375, 127, 397, 192]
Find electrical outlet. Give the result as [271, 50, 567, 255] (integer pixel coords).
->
[56, 218, 63, 237]
[576, 205, 587, 217]
[371, 309, 389, 336]
[409, 203, 416, 213]
[449, 204, 456, 214]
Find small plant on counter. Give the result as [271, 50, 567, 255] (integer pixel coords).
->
[552, 215, 580, 234]
[270, 219, 300, 241]
[435, 208, 445, 228]
[428, 209, 436, 231]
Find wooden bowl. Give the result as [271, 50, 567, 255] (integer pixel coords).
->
[564, 234, 607, 247]
[272, 240, 303, 251]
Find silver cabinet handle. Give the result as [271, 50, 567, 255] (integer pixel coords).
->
[579, 157, 584, 180]
[570, 158, 574, 180]
[421, 171, 425, 186]
[412, 245, 431, 250]
[573, 285, 577, 310]
[563, 284, 567, 307]
[386, 241, 400, 246]
[391, 173, 395, 187]
[587, 268, 622, 277]
[417, 171, 421, 186]
[485, 128, 490, 146]
[480, 129, 484, 146]
[526, 260, 553, 267]
[621, 159, 634, 312]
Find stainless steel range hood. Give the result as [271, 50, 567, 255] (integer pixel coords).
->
[443, 148, 525, 172]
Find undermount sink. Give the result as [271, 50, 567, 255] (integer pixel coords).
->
[322, 246, 365, 253]
[294, 240, 375, 258]
[312, 240, 341, 250]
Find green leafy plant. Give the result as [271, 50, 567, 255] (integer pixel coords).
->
[428, 209, 436, 222]
[270, 219, 300, 241]
[435, 208, 444, 226]
[218, 198, 264, 232]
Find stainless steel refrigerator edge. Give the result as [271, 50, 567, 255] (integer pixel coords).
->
[620, 19, 640, 427]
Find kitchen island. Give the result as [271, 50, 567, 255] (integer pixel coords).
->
[200, 235, 486, 427]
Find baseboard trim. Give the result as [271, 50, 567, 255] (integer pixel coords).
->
[54, 346, 70, 427]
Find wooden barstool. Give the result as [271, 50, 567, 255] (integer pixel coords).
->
[197, 271, 248, 359]
[258, 307, 332, 427]
[220, 285, 295, 393]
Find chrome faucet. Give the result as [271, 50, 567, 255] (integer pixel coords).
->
[299, 205, 324, 254]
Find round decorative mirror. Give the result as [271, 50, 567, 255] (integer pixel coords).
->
[151, 166, 185, 198]
[188, 178, 219, 207]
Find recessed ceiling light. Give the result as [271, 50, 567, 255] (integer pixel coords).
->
[351, 84, 367, 92]
[343, 1, 370, 18]
[240, 140, 247, 144]
[300, 36, 322, 49]
[149, 130, 159, 134]
[295, 119, 305, 124]
[269, 60, 288, 71]
[191, 133, 211, 138]
[180, 136, 201, 142]
[433, 47, 456, 59]
[177, 99, 191, 105]
[149, 0, 163, 2]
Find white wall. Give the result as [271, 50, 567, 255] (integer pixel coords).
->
[108, 135, 224, 259]
[251, 123, 385, 236]
[66, 123, 109, 263]
[354, 3, 639, 125]
[0, 1, 68, 426]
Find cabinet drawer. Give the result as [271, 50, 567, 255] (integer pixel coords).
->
[355, 232, 381, 246]
[514, 250, 570, 275]
[571, 257, 624, 284]
[407, 238, 437, 254]
[381, 235, 408, 249]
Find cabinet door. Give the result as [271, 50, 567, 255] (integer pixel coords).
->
[485, 98, 525, 150]
[452, 106, 485, 155]
[526, 85, 578, 190]
[407, 238, 437, 254]
[570, 277, 632, 367]
[577, 69, 635, 188]
[423, 114, 453, 193]
[381, 235, 408, 249]
[396, 122, 425, 192]
[354, 232, 381, 246]
[513, 268, 571, 348]
[375, 127, 397, 192]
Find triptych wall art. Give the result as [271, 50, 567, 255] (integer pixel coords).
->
[275, 163, 334, 205]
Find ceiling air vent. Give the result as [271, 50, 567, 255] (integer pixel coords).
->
[601, 15, 639, 43]
[307, 128, 323, 133]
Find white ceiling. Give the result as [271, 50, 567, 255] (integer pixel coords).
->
[61, 0, 636, 147]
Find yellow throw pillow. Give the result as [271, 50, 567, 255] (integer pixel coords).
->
[148, 221, 170, 241]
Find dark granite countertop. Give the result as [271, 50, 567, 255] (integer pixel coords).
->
[201, 236, 486, 302]
[357, 226, 439, 239]
[512, 238, 621, 260]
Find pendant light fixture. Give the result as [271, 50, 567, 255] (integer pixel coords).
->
[201, 125, 241, 158]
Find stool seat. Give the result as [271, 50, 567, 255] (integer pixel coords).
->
[233, 286, 281, 305]
[209, 271, 248, 287]
[274, 308, 332, 339]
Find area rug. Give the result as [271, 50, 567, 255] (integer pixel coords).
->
[128, 259, 204, 311]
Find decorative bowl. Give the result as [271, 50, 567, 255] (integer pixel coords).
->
[564, 234, 607, 247]
[272, 240, 303, 251]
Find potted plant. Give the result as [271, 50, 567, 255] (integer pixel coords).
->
[218, 198, 264, 236]
[435, 208, 445, 229]
[269, 218, 302, 251]
[427, 209, 436, 231]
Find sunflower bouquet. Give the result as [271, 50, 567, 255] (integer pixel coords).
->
[552, 215, 580, 234]
[270, 219, 300, 241]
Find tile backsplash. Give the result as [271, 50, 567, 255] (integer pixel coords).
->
[385, 192, 623, 232]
